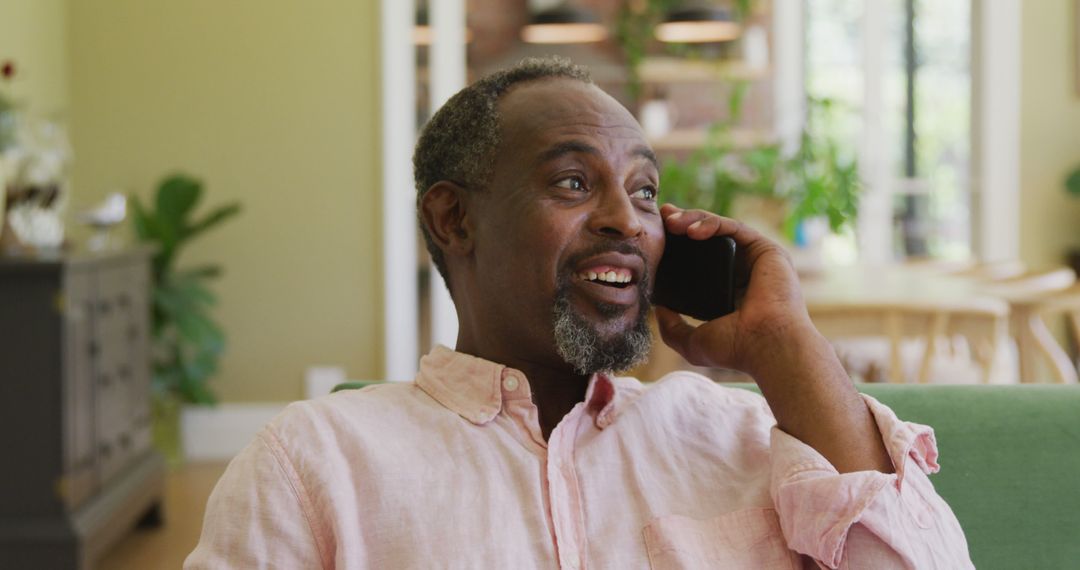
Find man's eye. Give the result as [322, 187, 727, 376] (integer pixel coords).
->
[631, 186, 657, 201]
[554, 176, 586, 191]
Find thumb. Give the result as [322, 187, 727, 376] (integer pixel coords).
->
[655, 306, 701, 364]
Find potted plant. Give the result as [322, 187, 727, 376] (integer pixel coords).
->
[130, 174, 240, 466]
[659, 90, 860, 248]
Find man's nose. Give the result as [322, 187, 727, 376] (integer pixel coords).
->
[588, 186, 643, 239]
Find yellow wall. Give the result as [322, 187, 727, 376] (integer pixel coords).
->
[1020, 0, 1080, 269]
[69, 1, 383, 402]
[0, 0, 68, 117]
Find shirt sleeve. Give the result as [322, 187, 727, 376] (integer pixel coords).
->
[768, 394, 974, 570]
[184, 427, 328, 570]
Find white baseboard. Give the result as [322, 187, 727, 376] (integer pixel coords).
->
[182, 403, 289, 462]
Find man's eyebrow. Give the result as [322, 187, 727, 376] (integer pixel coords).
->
[536, 140, 601, 164]
[634, 146, 661, 172]
[536, 140, 661, 172]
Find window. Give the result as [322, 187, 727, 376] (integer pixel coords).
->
[806, 0, 973, 261]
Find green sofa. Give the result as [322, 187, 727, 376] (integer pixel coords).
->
[333, 381, 1080, 568]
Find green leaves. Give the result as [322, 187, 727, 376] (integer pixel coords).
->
[1067, 165, 1080, 198]
[131, 174, 240, 405]
[186, 203, 242, 242]
[659, 98, 861, 243]
[157, 175, 202, 229]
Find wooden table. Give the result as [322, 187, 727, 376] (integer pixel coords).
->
[799, 264, 1078, 384]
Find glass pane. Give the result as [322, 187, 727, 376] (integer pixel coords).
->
[806, 0, 972, 261]
[914, 0, 972, 259]
[806, 0, 864, 147]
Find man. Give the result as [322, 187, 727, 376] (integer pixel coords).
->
[187, 58, 972, 569]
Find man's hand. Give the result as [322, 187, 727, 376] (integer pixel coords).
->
[654, 204, 894, 474]
[654, 203, 816, 377]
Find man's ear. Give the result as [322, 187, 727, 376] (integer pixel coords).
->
[420, 181, 474, 259]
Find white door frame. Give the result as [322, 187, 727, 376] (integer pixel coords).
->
[381, 0, 418, 381]
[381, 0, 467, 379]
[973, 0, 1021, 262]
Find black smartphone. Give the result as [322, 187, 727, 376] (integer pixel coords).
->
[651, 233, 737, 321]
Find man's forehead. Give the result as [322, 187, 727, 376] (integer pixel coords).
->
[498, 79, 644, 144]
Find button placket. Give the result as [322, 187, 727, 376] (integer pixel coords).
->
[546, 403, 588, 570]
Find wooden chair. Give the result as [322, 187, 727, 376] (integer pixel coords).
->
[811, 299, 1011, 384]
[981, 267, 1078, 384]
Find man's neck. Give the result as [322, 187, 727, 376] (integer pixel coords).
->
[453, 338, 589, 441]
[518, 361, 590, 441]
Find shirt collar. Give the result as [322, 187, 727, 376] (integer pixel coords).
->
[415, 345, 622, 429]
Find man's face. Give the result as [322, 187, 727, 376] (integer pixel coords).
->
[465, 79, 665, 374]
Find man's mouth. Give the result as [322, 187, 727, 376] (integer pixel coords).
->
[564, 249, 648, 309]
[576, 265, 634, 289]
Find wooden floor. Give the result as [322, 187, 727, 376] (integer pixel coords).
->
[96, 462, 228, 570]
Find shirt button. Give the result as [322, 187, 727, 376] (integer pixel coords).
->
[502, 375, 519, 391]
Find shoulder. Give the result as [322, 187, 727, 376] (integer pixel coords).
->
[647, 370, 769, 409]
[623, 371, 775, 435]
[260, 382, 441, 454]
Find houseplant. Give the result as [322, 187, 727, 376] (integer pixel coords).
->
[615, 0, 754, 103]
[611, 1, 859, 243]
[659, 90, 860, 244]
[130, 174, 240, 465]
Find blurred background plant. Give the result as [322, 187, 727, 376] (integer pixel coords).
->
[131, 174, 240, 406]
[1066, 164, 1080, 200]
[610, 0, 858, 246]
[615, 0, 753, 103]
[659, 84, 860, 243]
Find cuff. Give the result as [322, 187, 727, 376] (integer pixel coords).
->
[768, 394, 941, 567]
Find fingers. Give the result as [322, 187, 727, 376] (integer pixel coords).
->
[661, 205, 701, 233]
[687, 216, 722, 239]
[661, 205, 756, 242]
[655, 306, 704, 366]
[659, 203, 682, 218]
[662, 205, 780, 262]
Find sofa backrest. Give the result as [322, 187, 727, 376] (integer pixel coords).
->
[731, 383, 1080, 569]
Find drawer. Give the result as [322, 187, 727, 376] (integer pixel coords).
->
[61, 266, 99, 509]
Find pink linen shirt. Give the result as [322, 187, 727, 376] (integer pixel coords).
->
[186, 346, 972, 569]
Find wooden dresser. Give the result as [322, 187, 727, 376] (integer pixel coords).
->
[0, 248, 165, 569]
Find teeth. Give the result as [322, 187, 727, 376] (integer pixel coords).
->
[579, 270, 632, 284]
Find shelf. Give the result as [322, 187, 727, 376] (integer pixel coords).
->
[648, 127, 776, 152]
[638, 57, 771, 84]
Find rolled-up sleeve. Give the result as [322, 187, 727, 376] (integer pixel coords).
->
[768, 394, 974, 569]
[184, 428, 327, 570]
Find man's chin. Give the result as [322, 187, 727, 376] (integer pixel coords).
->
[579, 300, 643, 332]
[552, 275, 654, 375]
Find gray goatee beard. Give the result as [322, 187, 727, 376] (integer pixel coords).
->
[551, 278, 653, 376]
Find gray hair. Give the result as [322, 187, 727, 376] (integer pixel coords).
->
[412, 56, 593, 284]
[551, 280, 653, 375]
